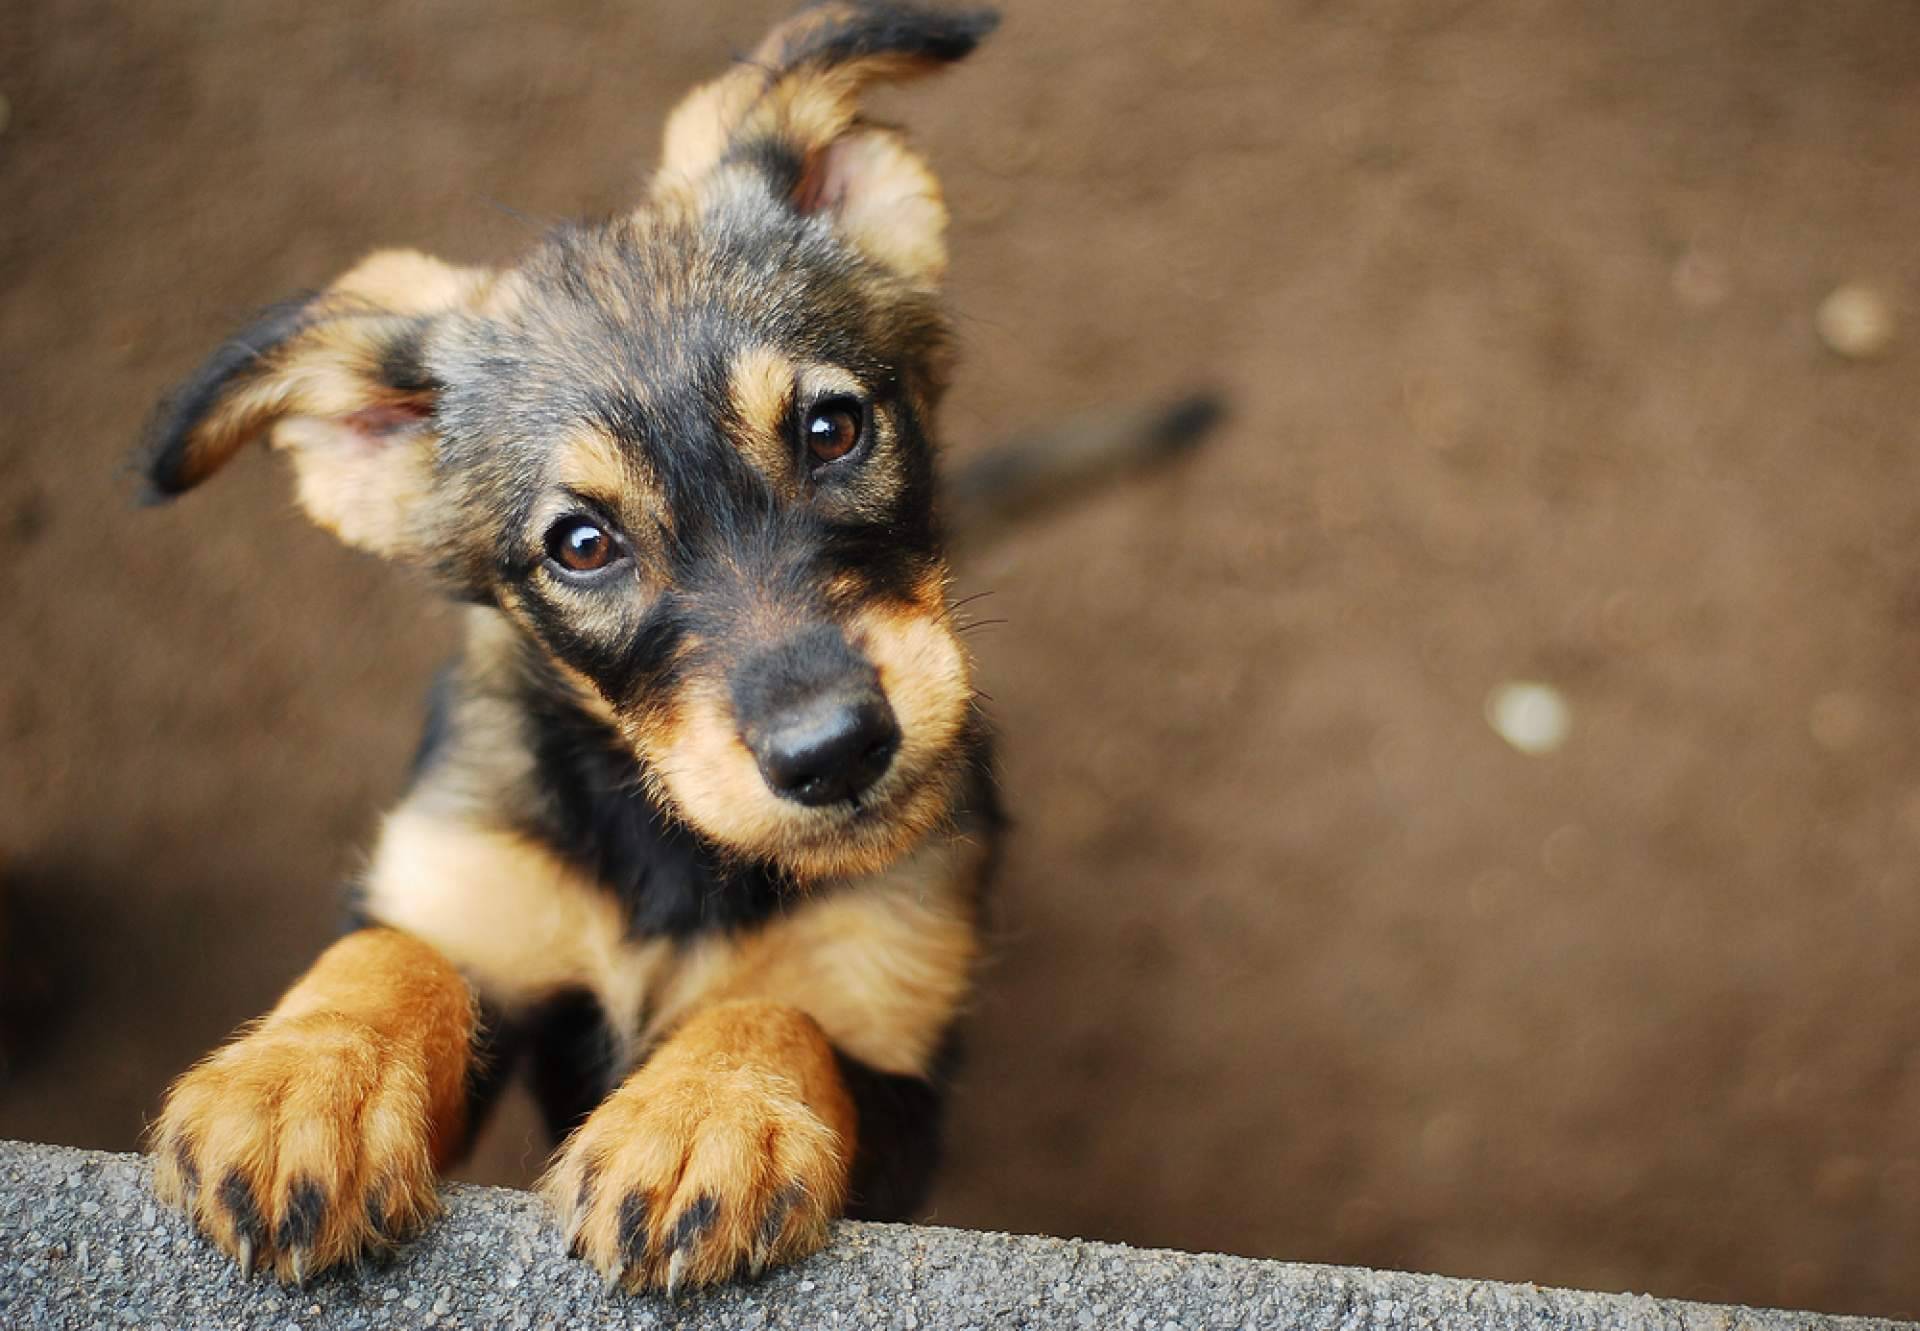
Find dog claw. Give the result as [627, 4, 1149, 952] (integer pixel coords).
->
[236, 1237, 255, 1281]
[750, 1187, 792, 1278]
[666, 1248, 689, 1297]
[290, 1248, 308, 1286]
[748, 1226, 777, 1280]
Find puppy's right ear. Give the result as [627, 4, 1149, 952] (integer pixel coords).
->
[654, 2, 998, 290]
[139, 249, 496, 560]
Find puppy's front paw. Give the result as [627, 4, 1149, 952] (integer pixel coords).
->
[544, 1012, 852, 1295]
[150, 1013, 441, 1282]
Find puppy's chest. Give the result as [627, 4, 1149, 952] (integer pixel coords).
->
[364, 806, 763, 1055]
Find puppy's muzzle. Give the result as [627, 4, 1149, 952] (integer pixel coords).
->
[732, 625, 902, 807]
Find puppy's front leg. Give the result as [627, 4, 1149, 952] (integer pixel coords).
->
[544, 1001, 855, 1295]
[150, 927, 475, 1282]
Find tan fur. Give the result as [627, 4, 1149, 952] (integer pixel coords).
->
[169, 321, 399, 493]
[849, 585, 973, 801]
[542, 1001, 854, 1293]
[653, 829, 987, 1075]
[364, 809, 674, 1048]
[170, 250, 493, 496]
[553, 429, 646, 511]
[728, 345, 799, 482]
[653, 6, 955, 285]
[424, 607, 613, 804]
[149, 928, 475, 1282]
[823, 568, 869, 611]
[502, 560, 659, 661]
[644, 679, 801, 865]
[331, 247, 496, 314]
[642, 651, 964, 882]
[616, 566, 969, 884]
[361, 796, 982, 1080]
[810, 128, 950, 285]
[517, 746, 981, 1297]
[276, 415, 438, 557]
[148, 6, 995, 1298]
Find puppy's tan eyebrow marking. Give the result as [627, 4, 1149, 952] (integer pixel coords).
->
[728, 345, 797, 478]
[555, 429, 642, 500]
[540, 432, 672, 561]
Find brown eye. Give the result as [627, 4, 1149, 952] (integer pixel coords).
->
[803, 398, 864, 465]
[544, 516, 620, 575]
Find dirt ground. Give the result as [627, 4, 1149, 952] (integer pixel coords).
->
[4, 0, 1919, 1318]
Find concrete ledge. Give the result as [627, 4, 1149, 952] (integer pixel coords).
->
[0, 1140, 1907, 1331]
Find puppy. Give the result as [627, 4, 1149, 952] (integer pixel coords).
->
[142, 2, 1004, 1294]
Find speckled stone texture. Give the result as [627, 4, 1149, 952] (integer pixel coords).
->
[0, 1141, 1909, 1331]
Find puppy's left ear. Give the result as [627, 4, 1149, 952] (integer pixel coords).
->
[653, 2, 999, 289]
[139, 250, 495, 560]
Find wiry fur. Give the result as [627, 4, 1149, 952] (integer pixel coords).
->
[144, 3, 1002, 1295]
[139, 2, 1217, 1297]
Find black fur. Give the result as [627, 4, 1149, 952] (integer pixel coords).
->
[835, 1037, 959, 1219]
[218, 1169, 266, 1248]
[274, 1178, 328, 1250]
[429, 208, 945, 621]
[376, 320, 442, 396]
[451, 213, 947, 728]
[141, 5, 1019, 1268]
[775, 3, 1000, 71]
[521, 989, 627, 1141]
[459, 998, 526, 1156]
[519, 671, 792, 940]
[407, 666, 459, 781]
[729, 137, 809, 200]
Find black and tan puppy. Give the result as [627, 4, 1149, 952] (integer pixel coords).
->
[141, 2, 1004, 1294]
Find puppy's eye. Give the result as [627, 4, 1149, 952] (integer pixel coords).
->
[803, 398, 864, 466]
[544, 516, 621, 576]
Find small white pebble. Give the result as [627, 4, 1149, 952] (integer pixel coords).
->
[1485, 681, 1571, 755]
[1816, 284, 1896, 359]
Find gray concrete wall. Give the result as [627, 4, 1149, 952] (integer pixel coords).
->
[0, 1140, 1908, 1331]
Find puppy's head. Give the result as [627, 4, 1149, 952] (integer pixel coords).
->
[140, 3, 998, 882]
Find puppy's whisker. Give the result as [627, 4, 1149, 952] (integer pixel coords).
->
[946, 589, 999, 614]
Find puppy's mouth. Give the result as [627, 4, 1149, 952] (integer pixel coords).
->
[768, 761, 958, 884]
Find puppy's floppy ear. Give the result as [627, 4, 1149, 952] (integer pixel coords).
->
[654, 2, 998, 288]
[139, 249, 495, 559]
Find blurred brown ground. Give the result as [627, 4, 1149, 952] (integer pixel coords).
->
[3, 0, 1919, 1317]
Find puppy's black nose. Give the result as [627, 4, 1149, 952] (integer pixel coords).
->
[753, 693, 901, 806]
